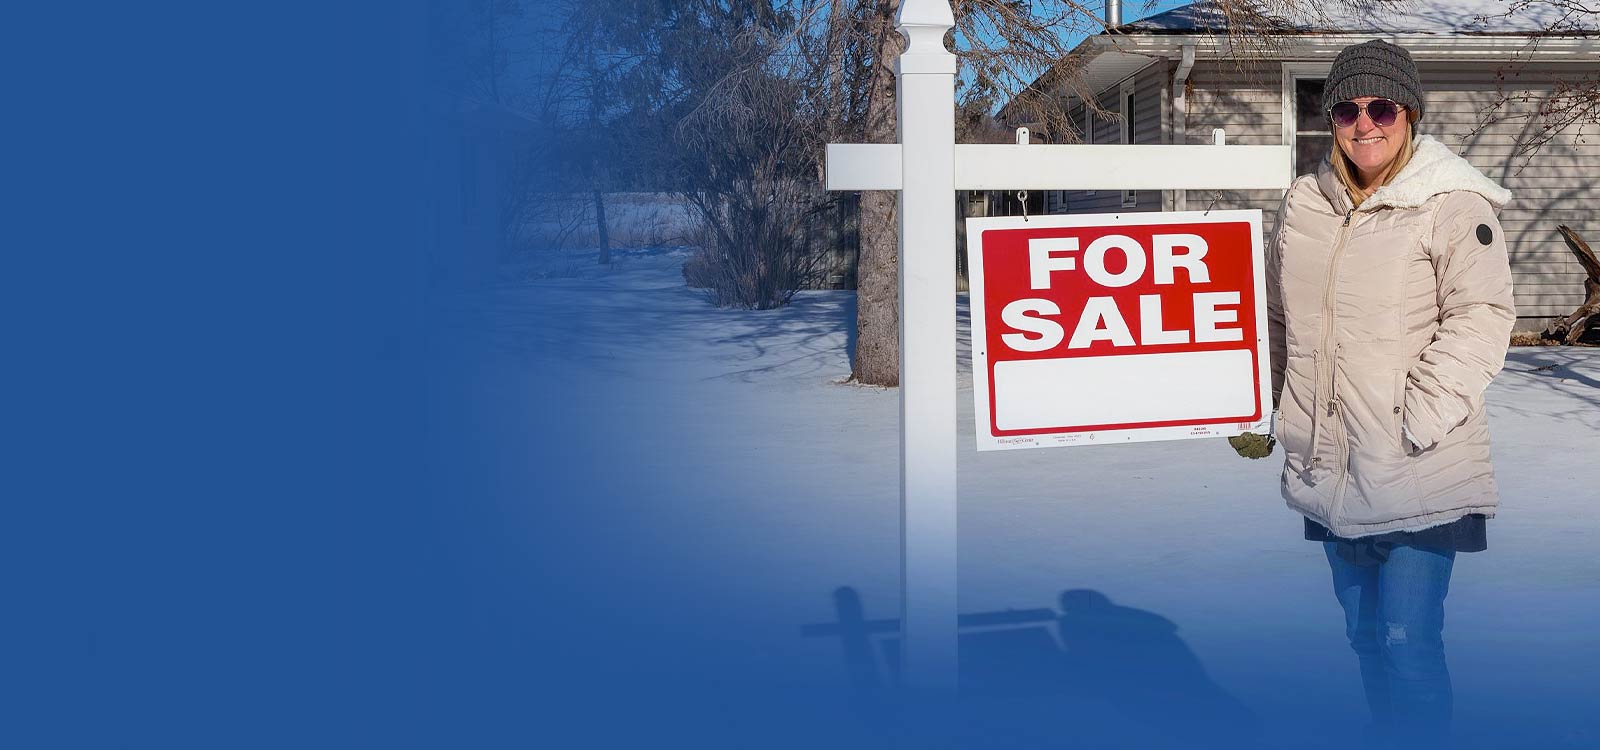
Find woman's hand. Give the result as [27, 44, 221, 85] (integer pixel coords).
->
[1228, 432, 1276, 459]
[1228, 409, 1278, 458]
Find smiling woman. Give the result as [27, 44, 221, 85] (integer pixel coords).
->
[1325, 40, 1426, 204]
[1242, 37, 1519, 750]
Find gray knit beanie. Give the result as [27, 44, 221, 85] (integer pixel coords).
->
[1324, 40, 1424, 122]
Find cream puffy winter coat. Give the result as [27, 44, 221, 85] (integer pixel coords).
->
[1268, 134, 1515, 538]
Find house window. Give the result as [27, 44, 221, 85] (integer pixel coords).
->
[1294, 78, 1333, 177]
[1121, 86, 1136, 207]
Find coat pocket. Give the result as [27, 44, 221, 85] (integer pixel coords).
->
[1392, 369, 1409, 456]
[1343, 368, 1422, 522]
[1341, 368, 1425, 523]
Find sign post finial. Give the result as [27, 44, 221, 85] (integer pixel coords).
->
[895, 0, 956, 75]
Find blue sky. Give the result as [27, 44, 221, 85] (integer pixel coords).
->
[1022, 0, 1194, 50]
[968, 0, 1196, 108]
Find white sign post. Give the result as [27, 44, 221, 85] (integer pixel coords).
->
[824, 0, 1291, 690]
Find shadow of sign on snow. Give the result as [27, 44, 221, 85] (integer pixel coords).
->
[804, 587, 1261, 748]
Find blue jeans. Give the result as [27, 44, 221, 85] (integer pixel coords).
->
[1324, 542, 1456, 749]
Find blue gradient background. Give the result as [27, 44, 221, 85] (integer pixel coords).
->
[8, 2, 1597, 748]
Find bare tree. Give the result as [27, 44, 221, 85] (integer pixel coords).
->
[1454, 0, 1600, 343]
[530, 0, 626, 265]
[851, 0, 907, 384]
[557, 0, 843, 307]
[436, 0, 535, 108]
[846, 0, 1330, 385]
[675, 70, 838, 307]
[1464, 0, 1600, 166]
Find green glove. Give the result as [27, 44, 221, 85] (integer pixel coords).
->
[1228, 432, 1276, 459]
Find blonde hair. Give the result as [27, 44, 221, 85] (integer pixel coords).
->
[1330, 109, 1422, 206]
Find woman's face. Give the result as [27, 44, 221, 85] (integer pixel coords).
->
[1333, 95, 1408, 183]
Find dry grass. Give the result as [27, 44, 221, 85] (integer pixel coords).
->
[1510, 331, 1556, 346]
[1511, 330, 1600, 347]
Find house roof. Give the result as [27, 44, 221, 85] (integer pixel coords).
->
[998, 1, 1599, 125]
[1122, 0, 1600, 36]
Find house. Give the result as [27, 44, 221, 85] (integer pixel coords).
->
[999, 0, 1600, 325]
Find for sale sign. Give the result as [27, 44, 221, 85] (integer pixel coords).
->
[965, 210, 1271, 451]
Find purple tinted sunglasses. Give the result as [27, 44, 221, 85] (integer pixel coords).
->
[1327, 98, 1406, 128]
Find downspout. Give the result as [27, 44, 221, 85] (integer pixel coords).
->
[1172, 41, 1195, 210]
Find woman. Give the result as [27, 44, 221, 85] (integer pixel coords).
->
[1234, 40, 1515, 747]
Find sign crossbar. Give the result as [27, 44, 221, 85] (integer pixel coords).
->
[829, 143, 1293, 191]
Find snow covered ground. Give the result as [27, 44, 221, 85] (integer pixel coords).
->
[436, 246, 1600, 748]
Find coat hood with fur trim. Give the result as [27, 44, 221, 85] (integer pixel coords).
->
[1314, 134, 1513, 214]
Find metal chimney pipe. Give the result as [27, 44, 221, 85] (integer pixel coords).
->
[1105, 0, 1121, 27]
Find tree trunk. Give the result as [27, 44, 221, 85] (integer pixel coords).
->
[1543, 225, 1600, 344]
[820, 0, 851, 138]
[585, 48, 611, 266]
[955, 192, 969, 293]
[594, 189, 611, 264]
[851, 0, 904, 386]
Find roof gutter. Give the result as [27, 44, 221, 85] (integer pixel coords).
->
[1021, 30, 1597, 135]
[1171, 42, 1196, 210]
[1096, 32, 1600, 61]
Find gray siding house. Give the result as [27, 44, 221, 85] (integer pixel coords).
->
[1003, 0, 1599, 323]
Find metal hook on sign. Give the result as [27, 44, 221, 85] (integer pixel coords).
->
[1015, 127, 1031, 221]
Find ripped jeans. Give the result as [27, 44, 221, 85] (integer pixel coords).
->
[1324, 542, 1456, 749]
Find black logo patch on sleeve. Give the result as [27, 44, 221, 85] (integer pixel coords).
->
[1476, 224, 1494, 245]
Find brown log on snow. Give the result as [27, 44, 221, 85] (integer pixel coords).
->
[1542, 225, 1600, 345]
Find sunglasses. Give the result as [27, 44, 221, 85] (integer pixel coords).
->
[1327, 98, 1406, 128]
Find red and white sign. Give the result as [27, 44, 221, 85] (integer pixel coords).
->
[965, 210, 1272, 451]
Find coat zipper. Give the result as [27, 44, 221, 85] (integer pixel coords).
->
[1317, 208, 1356, 510]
